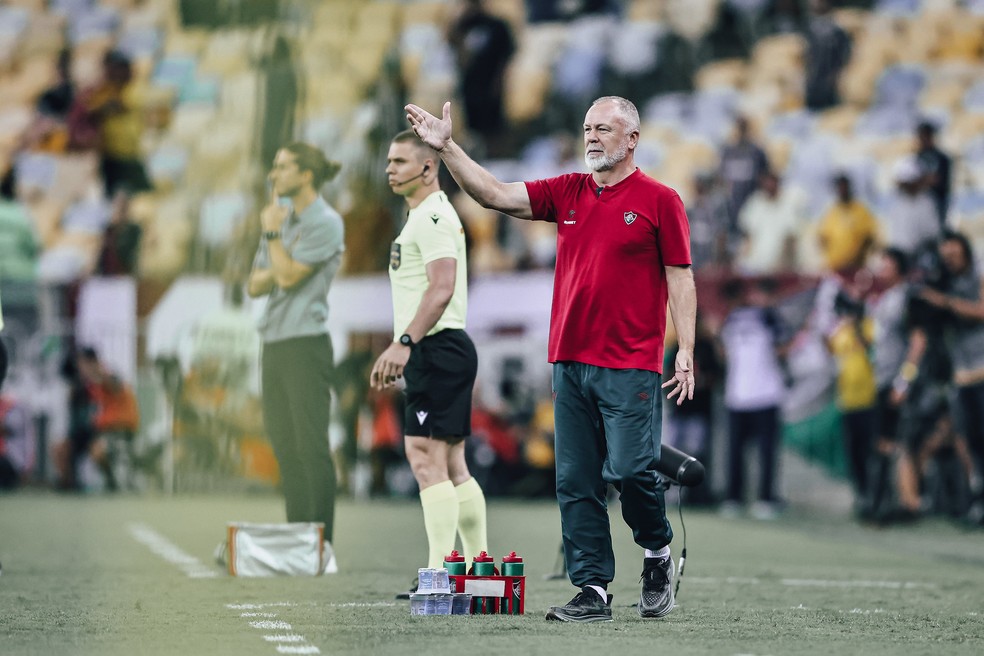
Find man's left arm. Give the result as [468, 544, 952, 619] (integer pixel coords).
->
[920, 279, 984, 321]
[663, 264, 697, 405]
[947, 279, 984, 321]
[263, 202, 341, 291]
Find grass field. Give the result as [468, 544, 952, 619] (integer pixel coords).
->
[1, 491, 982, 656]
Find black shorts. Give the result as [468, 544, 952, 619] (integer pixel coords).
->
[403, 329, 477, 440]
[875, 386, 899, 441]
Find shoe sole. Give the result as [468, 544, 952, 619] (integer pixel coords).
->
[638, 602, 674, 619]
[545, 609, 613, 623]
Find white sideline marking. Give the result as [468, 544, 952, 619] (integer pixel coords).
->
[688, 576, 935, 589]
[232, 603, 319, 655]
[781, 579, 935, 589]
[326, 602, 397, 608]
[263, 635, 307, 643]
[127, 523, 218, 578]
[249, 620, 292, 630]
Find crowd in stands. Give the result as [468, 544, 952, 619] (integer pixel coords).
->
[0, 0, 983, 527]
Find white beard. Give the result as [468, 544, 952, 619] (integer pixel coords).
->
[584, 141, 629, 172]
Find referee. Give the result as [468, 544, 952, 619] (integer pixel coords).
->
[372, 130, 487, 588]
[247, 142, 345, 545]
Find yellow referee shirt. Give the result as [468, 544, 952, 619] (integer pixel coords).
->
[389, 191, 467, 340]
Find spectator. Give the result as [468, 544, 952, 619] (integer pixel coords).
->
[0, 394, 32, 489]
[719, 116, 770, 231]
[804, 0, 851, 110]
[26, 48, 75, 153]
[96, 190, 142, 276]
[756, 0, 808, 38]
[719, 278, 788, 519]
[700, 1, 754, 62]
[915, 121, 952, 228]
[53, 347, 139, 492]
[0, 299, 6, 392]
[332, 335, 374, 496]
[917, 232, 984, 526]
[69, 50, 152, 196]
[686, 172, 732, 270]
[881, 244, 953, 523]
[54, 349, 92, 491]
[737, 171, 809, 274]
[825, 283, 877, 517]
[37, 49, 76, 121]
[816, 174, 880, 276]
[663, 315, 724, 506]
[881, 156, 940, 259]
[866, 248, 914, 520]
[447, 0, 516, 156]
[0, 169, 39, 284]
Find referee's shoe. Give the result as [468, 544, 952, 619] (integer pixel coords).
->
[545, 587, 613, 623]
[638, 555, 675, 618]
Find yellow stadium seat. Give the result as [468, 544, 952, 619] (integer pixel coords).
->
[504, 66, 550, 123]
[695, 59, 747, 91]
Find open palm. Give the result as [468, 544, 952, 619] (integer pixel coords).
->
[405, 101, 452, 151]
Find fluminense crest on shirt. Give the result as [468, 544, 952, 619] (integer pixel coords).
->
[624, 211, 637, 225]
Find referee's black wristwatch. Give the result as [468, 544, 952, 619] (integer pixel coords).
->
[264, 230, 280, 241]
[398, 334, 416, 349]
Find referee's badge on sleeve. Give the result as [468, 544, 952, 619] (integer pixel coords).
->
[390, 242, 401, 270]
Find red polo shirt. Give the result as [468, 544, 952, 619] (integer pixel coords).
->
[525, 169, 691, 373]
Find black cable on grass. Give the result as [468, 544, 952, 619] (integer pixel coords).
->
[675, 485, 688, 597]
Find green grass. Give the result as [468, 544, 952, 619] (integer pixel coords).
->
[1, 492, 982, 655]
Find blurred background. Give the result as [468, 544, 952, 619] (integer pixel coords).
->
[1, 0, 982, 528]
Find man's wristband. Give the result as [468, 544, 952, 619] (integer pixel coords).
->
[264, 230, 280, 241]
[899, 361, 918, 383]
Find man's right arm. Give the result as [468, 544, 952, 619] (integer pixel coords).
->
[440, 140, 533, 219]
[405, 102, 533, 219]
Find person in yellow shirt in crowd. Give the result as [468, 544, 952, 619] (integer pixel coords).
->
[817, 174, 880, 277]
[825, 283, 878, 518]
[70, 51, 151, 196]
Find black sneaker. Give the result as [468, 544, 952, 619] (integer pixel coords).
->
[395, 577, 418, 600]
[545, 587, 613, 623]
[639, 556, 675, 618]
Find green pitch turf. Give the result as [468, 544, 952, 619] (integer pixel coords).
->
[1, 492, 982, 655]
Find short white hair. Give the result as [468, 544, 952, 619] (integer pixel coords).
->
[590, 96, 641, 135]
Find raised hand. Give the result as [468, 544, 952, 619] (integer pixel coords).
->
[661, 349, 695, 406]
[405, 101, 452, 152]
[260, 183, 290, 232]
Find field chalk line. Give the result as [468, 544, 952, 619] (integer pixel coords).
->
[127, 523, 218, 579]
[688, 576, 936, 589]
[227, 603, 320, 655]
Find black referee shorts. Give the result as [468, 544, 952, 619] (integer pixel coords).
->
[403, 329, 477, 441]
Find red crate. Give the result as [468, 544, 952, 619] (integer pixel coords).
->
[449, 574, 525, 615]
